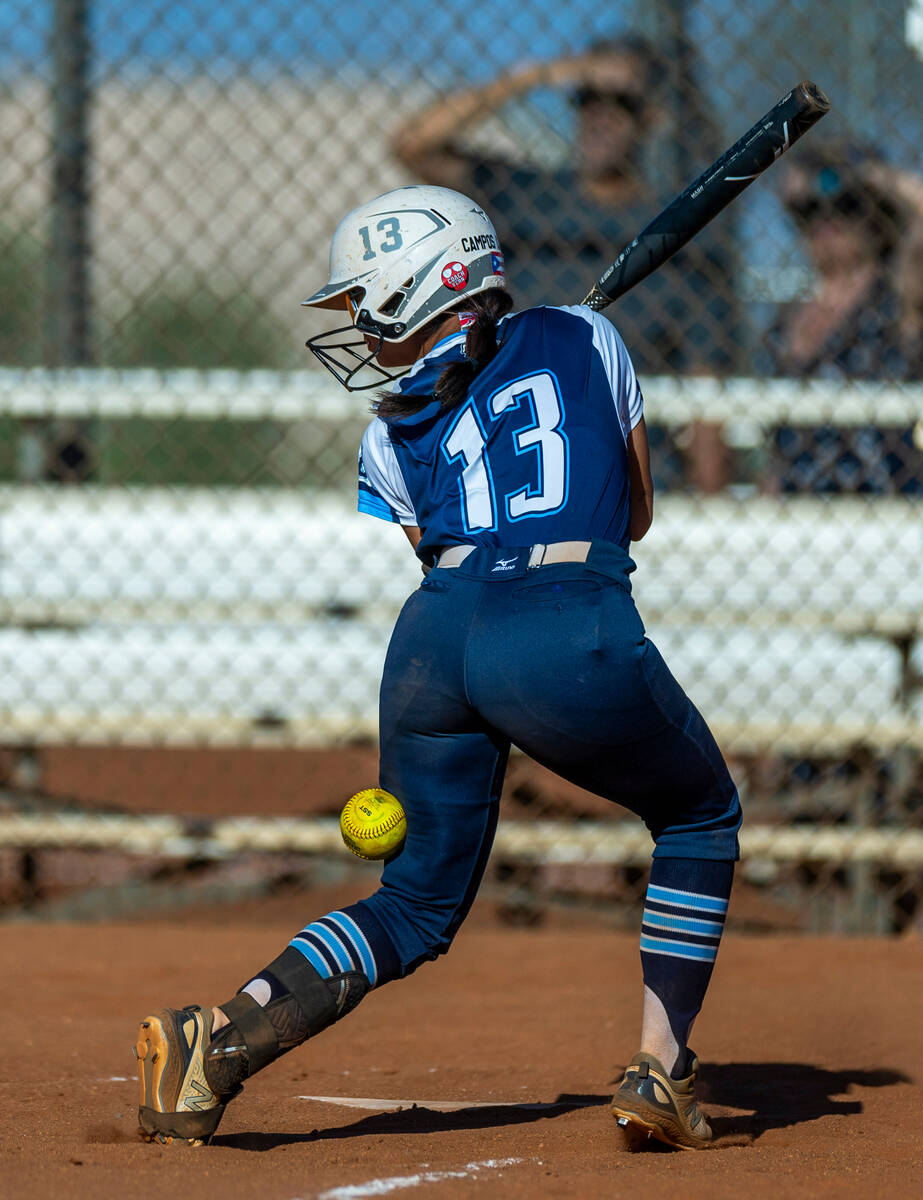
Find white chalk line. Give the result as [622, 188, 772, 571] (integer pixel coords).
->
[309, 1157, 534, 1199]
[298, 1095, 595, 1113]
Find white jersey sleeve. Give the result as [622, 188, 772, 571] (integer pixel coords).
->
[556, 304, 644, 440]
[358, 418, 418, 525]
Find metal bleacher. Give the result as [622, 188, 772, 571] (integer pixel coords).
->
[0, 486, 921, 753]
[1, 369, 921, 931]
[0, 369, 920, 755]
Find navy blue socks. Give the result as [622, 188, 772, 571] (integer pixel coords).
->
[639, 857, 734, 1068]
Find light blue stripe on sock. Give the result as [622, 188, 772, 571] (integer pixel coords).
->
[310, 923, 353, 972]
[328, 911, 377, 986]
[640, 934, 718, 962]
[289, 935, 333, 977]
[642, 911, 724, 937]
[646, 884, 728, 914]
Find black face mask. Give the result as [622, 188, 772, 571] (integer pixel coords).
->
[306, 324, 407, 392]
[305, 296, 414, 391]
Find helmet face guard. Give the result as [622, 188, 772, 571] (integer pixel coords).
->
[305, 289, 412, 391]
[305, 323, 399, 392]
[302, 185, 506, 390]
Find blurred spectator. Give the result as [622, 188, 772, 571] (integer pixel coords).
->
[392, 35, 739, 491]
[891, 175, 923, 375]
[759, 143, 923, 494]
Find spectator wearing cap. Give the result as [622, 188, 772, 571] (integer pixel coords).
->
[760, 143, 923, 494]
[392, 35, 739, 492]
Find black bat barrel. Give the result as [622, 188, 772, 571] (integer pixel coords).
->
[583, 80, 831, 310]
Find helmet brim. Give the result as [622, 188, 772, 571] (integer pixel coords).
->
[300, 285, 352, 311]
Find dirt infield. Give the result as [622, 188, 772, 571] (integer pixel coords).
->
[2, 911, 921, 1200]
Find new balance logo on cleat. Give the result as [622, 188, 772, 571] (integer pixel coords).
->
[184, 1079, 214, 1111]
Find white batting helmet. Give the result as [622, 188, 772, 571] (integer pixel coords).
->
[302, 185, 506, 389]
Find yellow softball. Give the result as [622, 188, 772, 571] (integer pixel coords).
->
[340, 787, 407, 861]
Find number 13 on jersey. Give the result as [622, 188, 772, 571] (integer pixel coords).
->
[440, 371, 570, 534]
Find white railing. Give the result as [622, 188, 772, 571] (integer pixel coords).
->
[2, 366, 921, 426]
[2, 811, 922, 869]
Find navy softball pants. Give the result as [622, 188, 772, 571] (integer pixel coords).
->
[351, 540, 741, 977]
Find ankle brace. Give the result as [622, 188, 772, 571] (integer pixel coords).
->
[204, 946, 369, 1096]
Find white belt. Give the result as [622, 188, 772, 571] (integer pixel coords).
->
[436, 541, 593, 569]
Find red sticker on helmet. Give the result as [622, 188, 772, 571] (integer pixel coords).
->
[441, 261, 469, 291]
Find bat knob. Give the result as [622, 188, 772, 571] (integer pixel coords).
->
[799, 80, 831, 114]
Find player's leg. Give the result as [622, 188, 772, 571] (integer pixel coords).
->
[556, 632, 738, 1143]
[349, 570, 510, 976]
[136, 949, 372, 1144]
[233, 577, 507, 995]
[136, 572, 507, 1144]
[466, 544, 740, 1148]
[611, 850, 734, 1150]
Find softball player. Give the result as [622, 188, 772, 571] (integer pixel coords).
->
[136, 186, 741, 1151]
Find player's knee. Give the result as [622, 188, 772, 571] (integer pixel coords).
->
[650, 787, 742, 861]
[378, 905, 465, 978]
[398, 912, 461, 973]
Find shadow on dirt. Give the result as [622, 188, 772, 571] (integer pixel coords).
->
[702, 1062, 913, 1142]
[214, 1093, 610, 1151]
[212, 1064, 912, 1152]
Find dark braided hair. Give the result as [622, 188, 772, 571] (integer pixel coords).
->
[374, 287, 514, 421]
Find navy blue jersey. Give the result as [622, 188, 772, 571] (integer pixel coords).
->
[358, 305, 643, 563]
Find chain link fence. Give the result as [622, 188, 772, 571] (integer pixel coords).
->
[1, 0, 922, 931]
